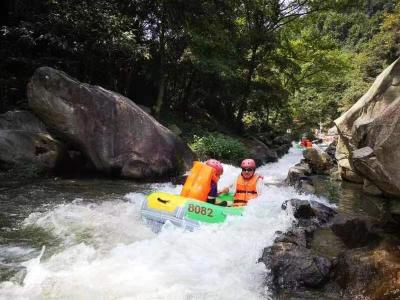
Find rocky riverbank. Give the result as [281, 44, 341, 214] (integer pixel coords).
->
[260, 196, 400, 299]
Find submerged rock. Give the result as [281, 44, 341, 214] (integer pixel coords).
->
[28, 67, 195, 179]
[333, 239, 400, 300]
[331, 215, 381, 249]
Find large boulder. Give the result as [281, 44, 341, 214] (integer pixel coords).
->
[335, 137, 364, 183]
[261, 238, 332, 291]
[303, 148, 334, 175]
[334, 58, 400, 195]
[324, 139, 337, 162]
[0, 110, 61, 171]
[260, 200, 337, 293]
[285, 162, 314, 193]
[246, 137, 278, 164]
[27, 67, 195, 179]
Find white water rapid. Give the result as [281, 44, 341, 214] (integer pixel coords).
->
[0, 147, 331, 300]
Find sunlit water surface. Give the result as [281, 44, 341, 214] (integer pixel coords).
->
[0, 147, 334, 300]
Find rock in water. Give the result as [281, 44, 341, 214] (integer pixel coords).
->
[28, 67, 195, 179]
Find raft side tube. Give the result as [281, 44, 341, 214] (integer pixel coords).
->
[141, 195, 200, 231]
[141, 192, 244, 230]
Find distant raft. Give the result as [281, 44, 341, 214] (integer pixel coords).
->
[141, 192, 244, 231]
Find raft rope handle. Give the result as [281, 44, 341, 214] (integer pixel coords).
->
[157, 197, 170, 204]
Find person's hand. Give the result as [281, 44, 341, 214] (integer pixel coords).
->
[220, 187, 229, 194]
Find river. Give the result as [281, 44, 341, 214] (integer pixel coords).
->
[0, 146, 384, 299]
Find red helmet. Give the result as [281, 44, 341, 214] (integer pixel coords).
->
[205, 159, 223, 176]
[241, 159, 256, 169]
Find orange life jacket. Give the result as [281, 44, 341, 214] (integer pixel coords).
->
[181, 161, 216, 201]
[306, 141, 313, 148]
[234, 174, 262, 206]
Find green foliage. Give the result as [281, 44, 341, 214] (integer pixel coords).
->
[189, 134, 248, 162]
[2, 0, 400, 136]
[282, 0, 398, 129]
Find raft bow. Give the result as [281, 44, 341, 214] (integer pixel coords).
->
[141, 192, 243, 231]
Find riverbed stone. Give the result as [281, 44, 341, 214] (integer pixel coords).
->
[261, 241, 332, 291]
[332, 239, 400, 300]
[261, 199, 339, 293]
[303, 148, 334, 175]
[27, 67, 195, 179]
[282, 199, 337, 228]
[286, 162, 311, 185]
[331, 215, 381, 248]
[324, 139, 337, 162]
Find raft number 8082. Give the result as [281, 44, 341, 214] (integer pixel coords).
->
[187, 204, 213, 217]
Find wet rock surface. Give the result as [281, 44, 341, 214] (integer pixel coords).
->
[303, 148, 334, 175]
[331, 215, 382, 248]
[260, 199, 337, 294]
[286, 162, 314, 194]
[260, 198, 400, 299]
[333, 239, 400, 300]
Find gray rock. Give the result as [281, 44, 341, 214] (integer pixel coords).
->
[301, 180, 316, 194]
[260, 200, 337, 294]
[0, 110, 61, 171]
[333, 240, 400, 299]
[324, 139, 337, 161]
[331, 215, 381, 249]
[28, 67, 195, 179]
[303, 148, 334, 175]
[246, 137, 278, 164]
[334, 58, 400, 196]
[261, 236, 332, 291]
[282, 199, 337, 228]
[363, 178, 383, 196]
[286, 162, 312, 186]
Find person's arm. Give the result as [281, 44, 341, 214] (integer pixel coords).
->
[219, 178, 237, 194]
[208, 182, 218, 200]
[256, 177, 264, 196]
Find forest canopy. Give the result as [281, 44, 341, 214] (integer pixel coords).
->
[1, 0, 399, 134]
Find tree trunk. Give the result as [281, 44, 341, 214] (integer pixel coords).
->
[153, 0, 166, 119]
[236, 45, 258, 131]
[180, 69, 195, 114]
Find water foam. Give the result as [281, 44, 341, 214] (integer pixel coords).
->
[0, 147, 324, 300]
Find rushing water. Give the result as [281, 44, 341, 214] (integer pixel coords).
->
[0, 147, 336, 299]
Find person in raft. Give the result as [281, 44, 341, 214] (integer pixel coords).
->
[300, 136, 309, 148]
[221, 158, 264, 206]
[204, 159, 226, 205]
